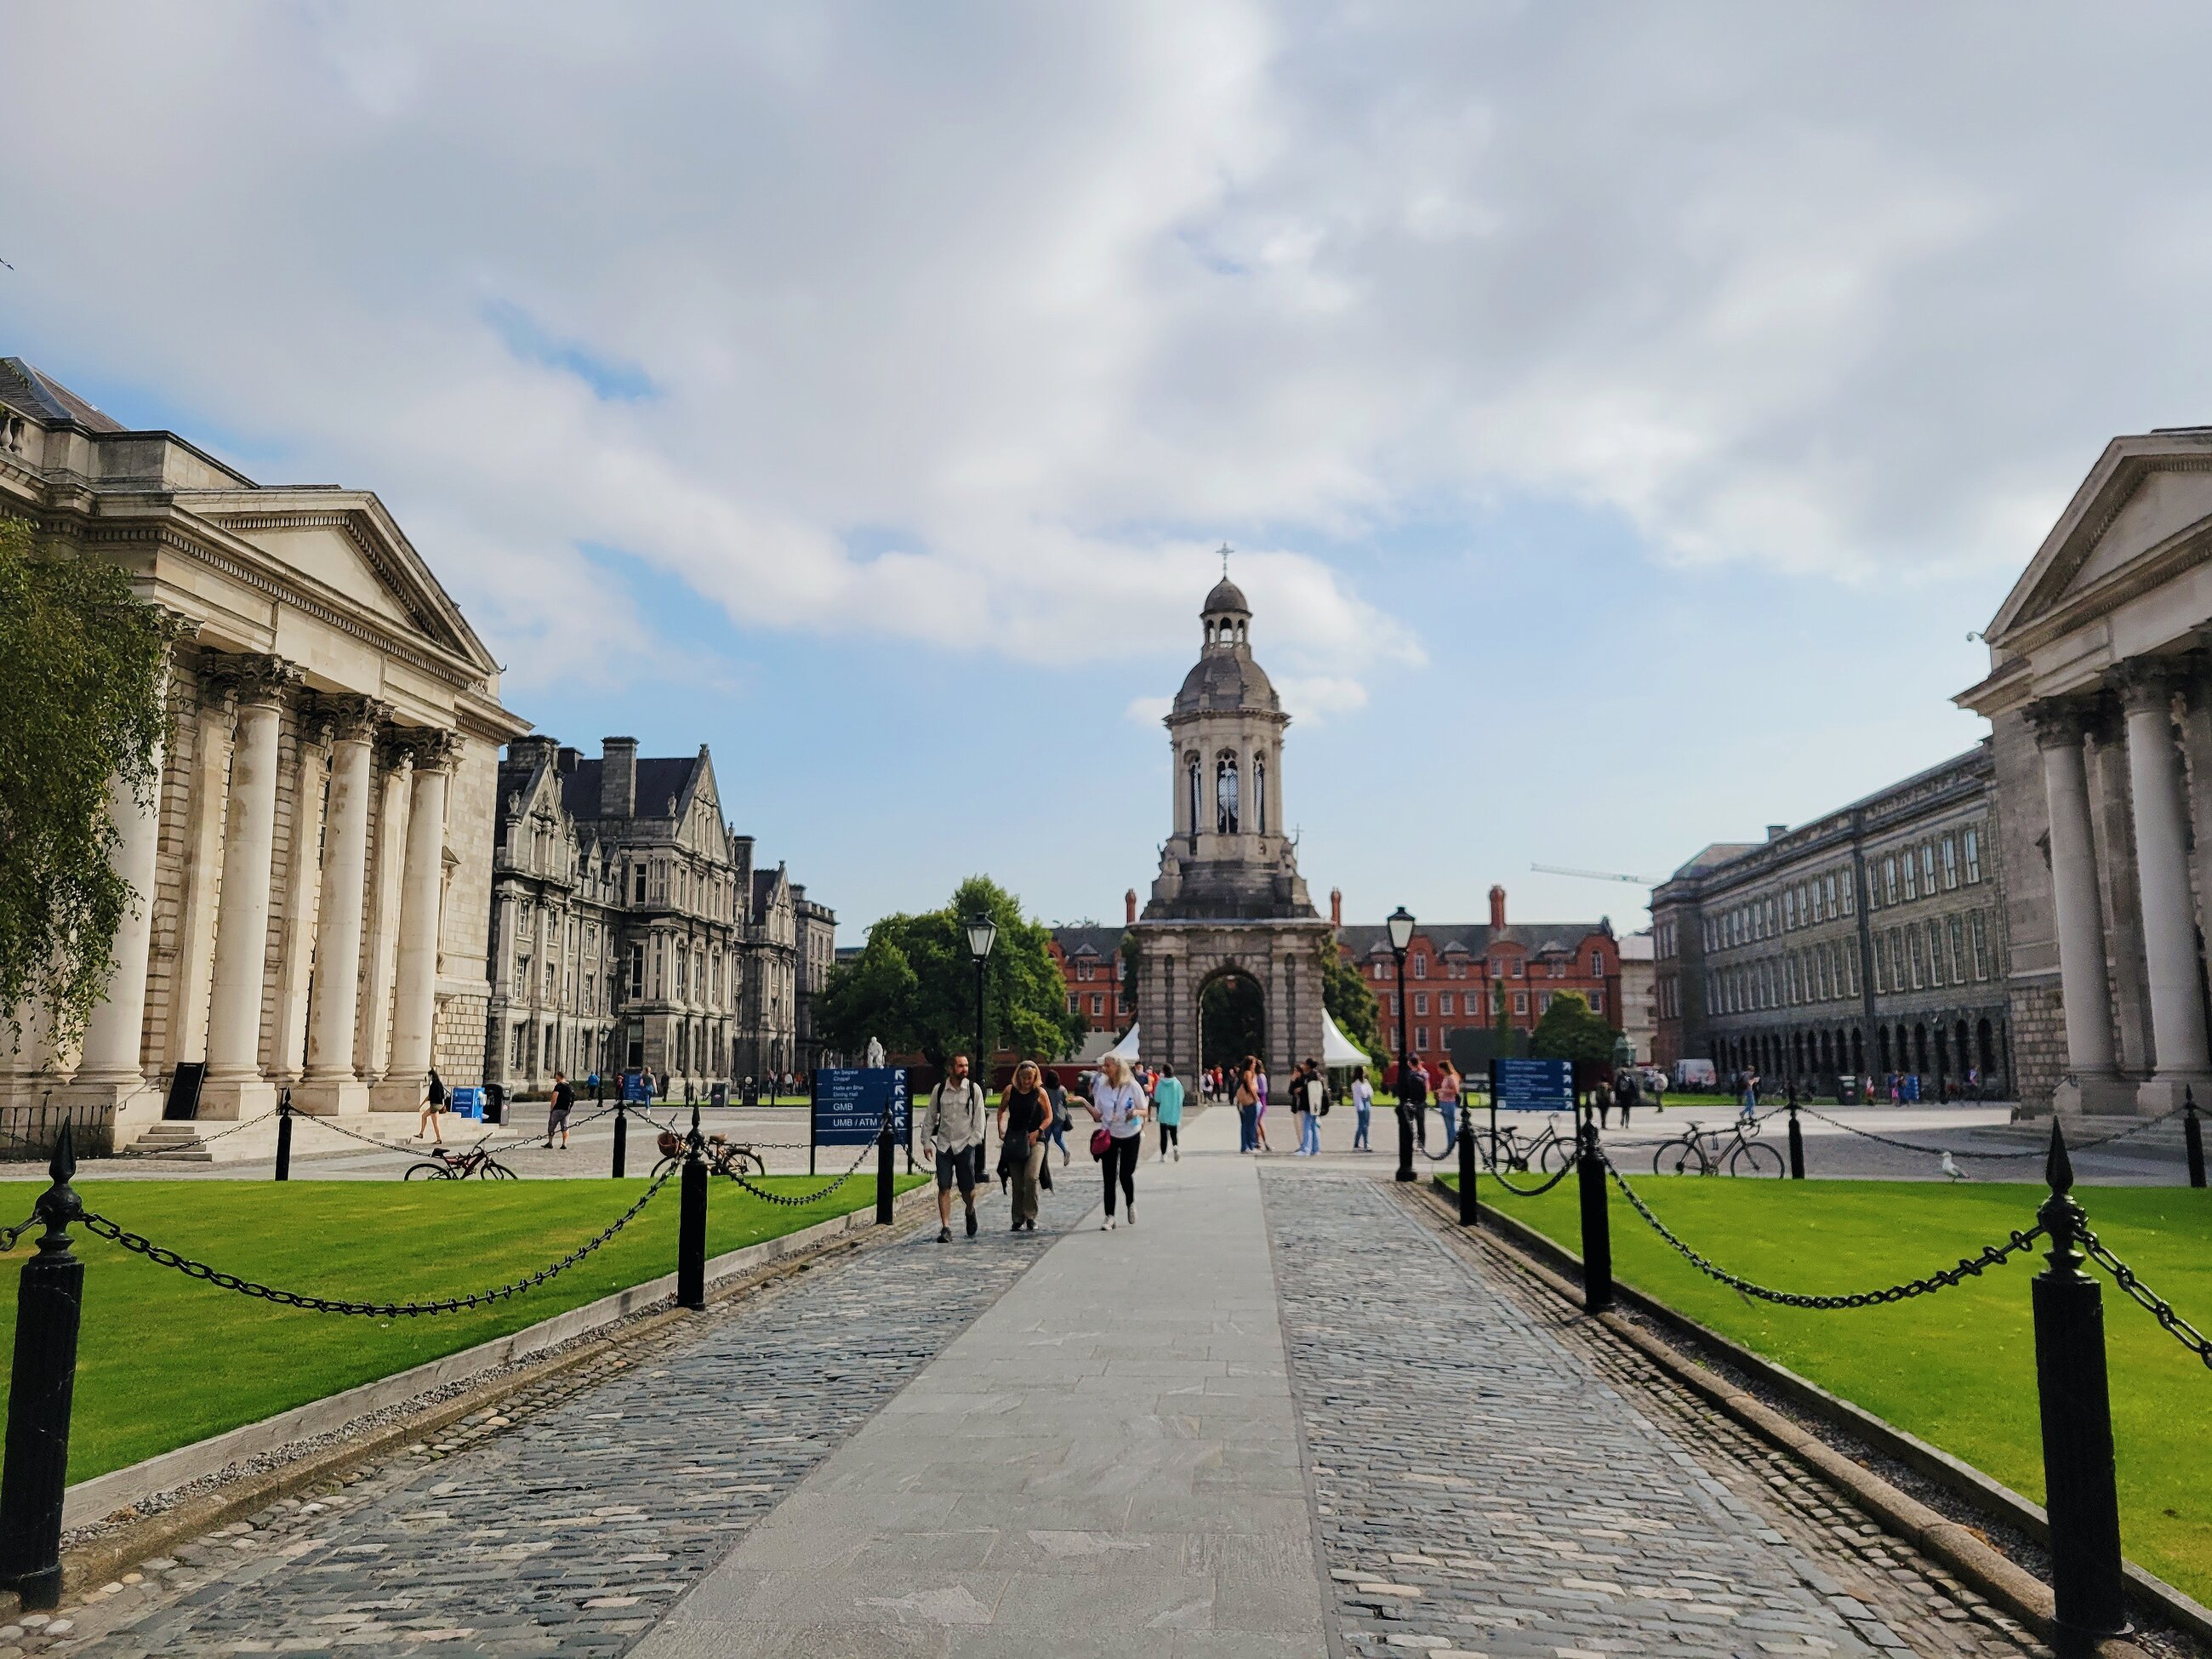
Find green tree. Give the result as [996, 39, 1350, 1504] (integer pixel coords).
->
[1318, 942, 1383, 1066]
[1528, 989, 1619, 1066]
[816, 875, 1085, 1067]
[0, 516, 177, 1048]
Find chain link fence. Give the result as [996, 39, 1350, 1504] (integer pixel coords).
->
[1799, 1104, 2181, 1162]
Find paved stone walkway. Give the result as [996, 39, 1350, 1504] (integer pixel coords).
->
[55, 1194, 1061, 1658]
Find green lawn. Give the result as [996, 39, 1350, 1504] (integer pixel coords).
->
[1446, 1173, 2212, 1604]
[0, 1174, 924, 1485]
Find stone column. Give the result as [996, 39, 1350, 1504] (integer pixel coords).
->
[297, 698, 385, 1115]
[69, 731, 168, 1116]
[271, 704, 334, 1086]
[2030, 700, 2130, 1117]
[2116, 663, 2212, 1110]
[372, 731, 458, 1112]
[359, 741, 414, 1077]
[168, 670, 237, 1067]
[201, 656, 302, 1117]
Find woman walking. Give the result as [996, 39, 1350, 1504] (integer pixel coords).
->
[1043, 1069, 1073, 1166]
[1234, 1059, 1258, 1152]
[1437, 1059, 1462, 1153]
[415, 1068, 448, 1143]
[1252, 1057, 1272, 1153]
[998, 1060, 1051, 1233]
[1086, 1054, 1146, 1229]
[1299, 1057, 1325, 1154]
[1153, 1063, 1184, 1160]
[1351, 1064, 1373, 1152]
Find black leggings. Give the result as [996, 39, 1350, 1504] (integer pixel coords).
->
[1158, 1122, 1179, 1154]
[1102, 1134, 1138, 1215]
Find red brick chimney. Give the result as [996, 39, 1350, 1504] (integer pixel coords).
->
[1330, 887, 1342, 928]
[1489, 884, 1507, 928]
[1125, 887, 1137, 926]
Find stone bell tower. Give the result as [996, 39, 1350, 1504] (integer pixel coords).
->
[1127, 560, 1331, 1078]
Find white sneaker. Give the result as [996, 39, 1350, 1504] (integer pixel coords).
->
[1102, 1216, 1116, 1231]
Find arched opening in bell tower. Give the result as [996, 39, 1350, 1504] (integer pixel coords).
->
[1200, 966, 1266, 1076]
[1216, 753, 1240, 835]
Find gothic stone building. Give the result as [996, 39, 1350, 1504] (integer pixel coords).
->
[487, 737, 796, 1095]
[1959, 425, 2212, 1118]
[1128, 575, 1332, 1076]
[0, 359, 527, 1134]
[1650, 744, 2011, 1096]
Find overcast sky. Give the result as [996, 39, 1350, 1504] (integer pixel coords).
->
[7, 3, 2209, 935]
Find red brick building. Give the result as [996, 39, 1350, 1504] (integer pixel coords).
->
[1334, 885, 1621, 1059]
[1046, 892, 1139, 1038]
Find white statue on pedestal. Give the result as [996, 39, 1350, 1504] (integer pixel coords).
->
[865, 1036, 886, 1069]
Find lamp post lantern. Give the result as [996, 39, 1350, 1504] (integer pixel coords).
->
[1388, 905, 1416, 1183]
[966, 909, 998, 1092]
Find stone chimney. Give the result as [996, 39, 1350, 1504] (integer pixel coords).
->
[1125, 888, 1137, 926]
[1330, 887, 1343, 928]
[508, 735, 558, 770]
[1489, 885, 1507, 929]
[1767, 824, 1787, 841]
[601, 737, 638, 818]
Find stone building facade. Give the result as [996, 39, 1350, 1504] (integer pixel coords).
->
[487, 738, 776, 1097]
[0, 359, 527, 1136]
[1650, 745, 2011, 1097]
[739, 858, 798, 1079]
[1958, 425, 2212, 1118]
[792, 883, 839, 1075]
[1128, 573, 1332, 1076]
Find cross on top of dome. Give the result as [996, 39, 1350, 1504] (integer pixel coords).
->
[1203, 544, 1249, 619]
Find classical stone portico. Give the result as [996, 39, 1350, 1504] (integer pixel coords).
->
[1128, 570, 1331, 1077]
[0, 357, 527, 1138]
[1960, 425, 2212, 1118]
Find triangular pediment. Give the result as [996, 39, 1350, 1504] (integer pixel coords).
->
[194, 492, 498, 676]
[1987, 432, 2212, 646]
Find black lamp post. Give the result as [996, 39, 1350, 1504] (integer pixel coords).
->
[966, 915, 998, 1162]
[1388, 905, 1416, 1183]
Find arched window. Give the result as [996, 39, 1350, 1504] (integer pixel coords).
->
[1216, 755, 1240, 835]
[1186, 755, 1200, 841]
[1254, 755, 1267, 835]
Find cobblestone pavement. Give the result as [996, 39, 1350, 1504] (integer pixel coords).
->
[1260, 1172, 2052, 1659]
[45, 1191, 1058, 1658]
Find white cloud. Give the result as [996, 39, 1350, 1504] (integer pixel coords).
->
[5, 0, 2209, 705]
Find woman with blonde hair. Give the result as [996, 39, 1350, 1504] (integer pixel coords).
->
[1086, 1052, 1147, 1230]
[996, 1059, 1052, 1233]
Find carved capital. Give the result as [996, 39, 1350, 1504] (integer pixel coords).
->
[2112, 658, 2178, 718]
[394, 727, 462, 773]
[205, 651, 304, 710]
[321, 694, 391, 745]
[2081, 693, 2125, 748]
[2025, 698, 2088, 751]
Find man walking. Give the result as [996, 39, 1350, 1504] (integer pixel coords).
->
[544, 1069, 575, 1150]
[921, 1053, 988, 1243]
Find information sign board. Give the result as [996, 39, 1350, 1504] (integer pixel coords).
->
[621, 1072, 654, 1103]
[1491, 1057, 1574, 1110]
[812, 1067, 909, 1147]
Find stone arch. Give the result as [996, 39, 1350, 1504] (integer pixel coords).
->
[1195, 963, 1267, 1079]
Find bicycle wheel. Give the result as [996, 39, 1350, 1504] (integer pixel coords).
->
[1651, 1138, 1695, 1177]
[482, 1159, 519, 1180]
[403, 1161, 448, 1180]
[1730, 1141, 1785, 1177]
[1537, 1137, 1573, 1176]
[733, 1150, 767, 1177]
[652, 1154, 681, 1180]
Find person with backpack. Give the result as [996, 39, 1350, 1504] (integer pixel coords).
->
[1152, 1063, 1185, 1161]
[543, 1068, 575, 1150]
[921, 1053, 989, 1243]
[1086, 1053, 1146, 1230]
[415, 1068, 448, 1143]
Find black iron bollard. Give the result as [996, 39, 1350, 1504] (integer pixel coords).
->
[1787, 1085, 1805, 1181]
[676, 1104, 707, 1311]
[1394, 1102, 1416, 1183]
[2032, 1125, 2128, 1644]
[1576, 1105, 1613, 1314]
[274, 1089, 294, 1183]
[876, 1115, 895, 1225]
[611, 1102, 628, 1180]
[1457, 1109, 1478, 1226]
[2186, 1086, 2205, 1189]
[0, 1126, 86, 1609]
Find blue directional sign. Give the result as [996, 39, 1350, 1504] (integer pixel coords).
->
[621, 1072, 655, 1103]
[812, 1067, 909, 1146]
[1491, 1058, 1574, 1110]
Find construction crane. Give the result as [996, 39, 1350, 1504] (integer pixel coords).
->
[1530, 862, 1660, 886]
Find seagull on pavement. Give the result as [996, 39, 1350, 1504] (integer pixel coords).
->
[1940, 1151, 1966, 1182]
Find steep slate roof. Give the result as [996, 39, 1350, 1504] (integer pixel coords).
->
[1336, 921, 1610, 961]
[559, 756, 702, 821]
[0, 359, 127, 432]
[1052, 925, 1127, 961]
[1172, 651, 1280, 715]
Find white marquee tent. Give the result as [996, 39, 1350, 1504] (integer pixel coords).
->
[1101, 1016, 1369, 1069]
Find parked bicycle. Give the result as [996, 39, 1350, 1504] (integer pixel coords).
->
[405, 1137, 518, 1181]
[1488, 1115, 1575, 1175]
[1650, 1116, 1784, 1177]
[652, 1131, 767, 1181]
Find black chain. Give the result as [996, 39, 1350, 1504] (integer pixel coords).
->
[75, 1165, 676, 1317]
[1799, 1104, 2181, 1161]
[111, 1108, 282, 1157]
[0, 1211, 40, 1252]
[716, 1097, 899, 1208]
[2079, 1228, 2212, 1371]
[1470, 1138, 1578, 1197]
[1599, 1152, 2044, 1308]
